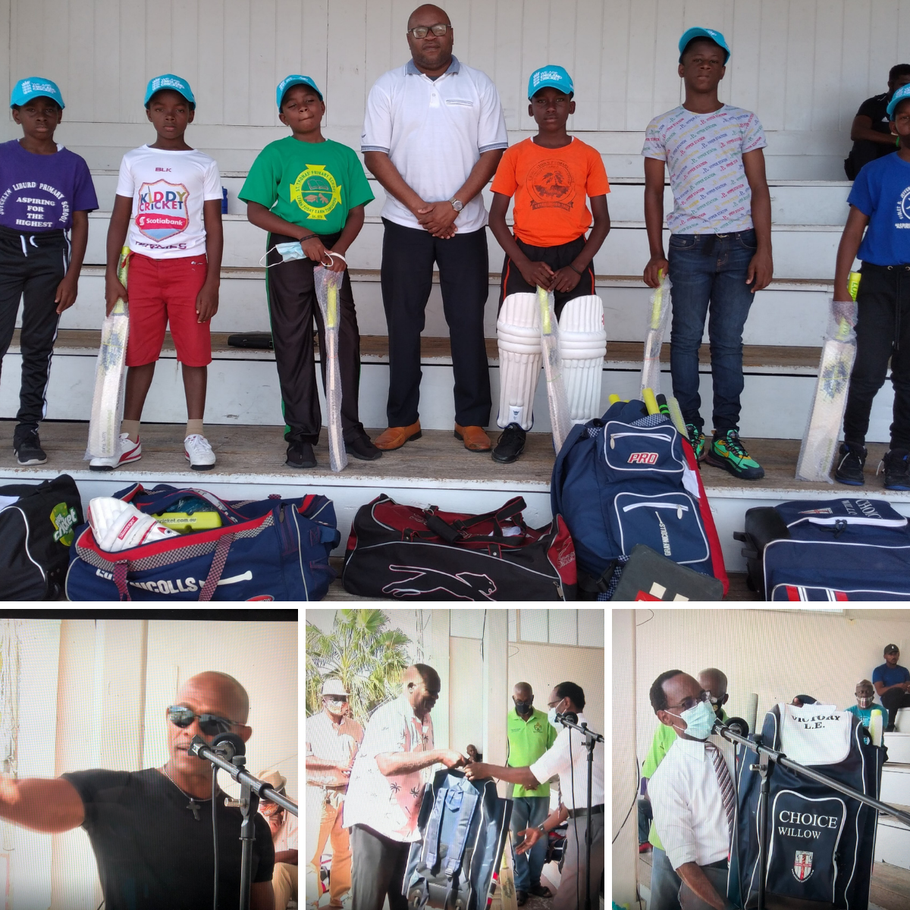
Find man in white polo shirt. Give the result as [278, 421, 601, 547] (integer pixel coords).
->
[362, 3, 508, 455]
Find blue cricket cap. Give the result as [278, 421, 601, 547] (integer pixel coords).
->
[678, 27, 731, 64]
[276, 75, 323, 108]
[528, 65, 574, 100]
[888, 84, 910, 118]
[144, 74, 196, 108]
[11, 77, 65, 109]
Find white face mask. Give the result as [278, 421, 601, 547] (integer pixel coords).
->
[547, 698, 565, 729]
[666, 699, 716, 741]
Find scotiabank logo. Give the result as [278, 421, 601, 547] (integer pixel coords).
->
[628, 452, 659, 465]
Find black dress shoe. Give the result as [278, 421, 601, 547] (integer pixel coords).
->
[286, 441, 316, 468]
[516, 890, 528, 906]
[492, 423, 527, 464]
[346, 434, 383, 461]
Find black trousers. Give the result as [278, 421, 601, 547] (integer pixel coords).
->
[881, 687, 910, 729]
[0, 226, 69, 437]
[350, 823, 410, 910]
[265, 231, 366, 445]
[380, 219, 491, 427]
[842, 262, 910, 449]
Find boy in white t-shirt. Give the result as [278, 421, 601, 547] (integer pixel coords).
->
[91, 74, 223, 470]
[642, 28, 773, 481]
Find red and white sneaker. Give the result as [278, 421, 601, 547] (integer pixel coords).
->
[89, 433, 142, 471]
[185, 434, 216, 470]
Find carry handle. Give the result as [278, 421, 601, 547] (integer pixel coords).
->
[422, 496, 528, 543]
[199, 533, 234, 601]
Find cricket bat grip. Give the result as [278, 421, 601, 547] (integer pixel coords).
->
[829, 298, 857, 341]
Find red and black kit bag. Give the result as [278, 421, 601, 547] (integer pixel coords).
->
[343, 494, 576, 600]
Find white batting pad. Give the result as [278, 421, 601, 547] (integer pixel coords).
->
[88, 497, 179, 552]
[558, 295, 606, 423]
[496, 293, 542, 430]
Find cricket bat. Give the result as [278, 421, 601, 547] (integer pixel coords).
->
[314, 266, 348, 472]
[538, 286, 572, 454]
[640, 270, 671, 397]
[86, 248, 130, 459]
[498, 831, 519, 910]
[796, 284, 860, 483]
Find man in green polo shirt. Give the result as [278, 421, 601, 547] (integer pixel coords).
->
[507, 682, 557, 905]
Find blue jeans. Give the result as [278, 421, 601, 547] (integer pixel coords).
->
[510, 796, 550, 891]
[668, 230, 757, 434]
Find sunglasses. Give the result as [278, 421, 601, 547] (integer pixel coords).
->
[167, 705, 237, 736]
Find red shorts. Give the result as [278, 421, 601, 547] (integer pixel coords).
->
[125, 253, 212, 367]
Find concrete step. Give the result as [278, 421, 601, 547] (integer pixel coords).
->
[884, 732, 910, 765]
[1, 331, 898, 442]
[875, 805, 910, 871]
[880, 764, 910, 805]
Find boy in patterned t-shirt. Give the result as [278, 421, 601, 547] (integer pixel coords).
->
[642, 27, 773, 480]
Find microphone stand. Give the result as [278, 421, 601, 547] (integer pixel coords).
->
[712, 721, 910, 910]
[556, 713, 604, 910]
[189, 734, 299, 910]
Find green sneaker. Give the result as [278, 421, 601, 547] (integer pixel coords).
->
[706, 429, 765, 480]
[685, 423, 706, 460]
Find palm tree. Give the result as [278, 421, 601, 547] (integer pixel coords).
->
[306, 609, 412, 725]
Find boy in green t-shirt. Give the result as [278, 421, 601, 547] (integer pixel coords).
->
[240, 75, 378, 468]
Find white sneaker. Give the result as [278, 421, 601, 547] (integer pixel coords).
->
[185, 434, 216, 470]
[89, 433, 142, 471]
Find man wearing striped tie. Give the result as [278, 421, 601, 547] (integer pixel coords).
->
[647, 671, 737, 910]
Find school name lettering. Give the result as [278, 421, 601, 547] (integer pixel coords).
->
[777, 810, 839, 839]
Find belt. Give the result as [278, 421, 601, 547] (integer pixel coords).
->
[567, 804, 604, 819]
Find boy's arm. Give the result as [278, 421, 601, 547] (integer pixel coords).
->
[325, 204, 366, 272]
[0, 776, 85, 833]
[643, 157, 669, 288]
[487, 192, 554, 289]
[743, 148, 773, 292]
[245, 200, 329, 265]
[55, 210, 89, 314]
[550, 194, 611, 294]
[105, 195, 134, 316]
[833, 206, 869, 302]
[196, 199, 223, 323]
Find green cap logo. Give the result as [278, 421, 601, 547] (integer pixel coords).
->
[50, 502, 80, 547]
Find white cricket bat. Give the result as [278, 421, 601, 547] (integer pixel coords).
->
[86, 248, 130, 459]
[641, 270, 671, 397]
[314, 266, 347, 472]
[538, 286, 572, 453]
[498, 831, 519, 910]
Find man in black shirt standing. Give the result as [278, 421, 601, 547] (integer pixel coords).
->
[846, 64, 910, 178]
[0, 670, 275, 910]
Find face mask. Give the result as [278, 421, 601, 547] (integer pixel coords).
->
[667, 699, 716, 740]
[259, 241, 306, 267]
[857, 696, 873, 708]
[514, 700, 532, 715]
[547, 700, 565, 728]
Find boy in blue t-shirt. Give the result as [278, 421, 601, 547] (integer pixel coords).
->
[0, 77, 98, 465]
[835, 83, 910, 489]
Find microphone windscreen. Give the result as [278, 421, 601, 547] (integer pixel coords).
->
[561, 712, 579, 725]
[725, 717, 750, 737]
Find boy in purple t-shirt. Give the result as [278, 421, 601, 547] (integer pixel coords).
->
[0, 77, 98, 465]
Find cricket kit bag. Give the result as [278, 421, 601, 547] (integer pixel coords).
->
[736, 498, 910, 601]
[403, 769, 512, 910]
[65, 483, 339, 601]
[730, 703, 884, 910]
[342, 495, 576, 600]
[550, 398, 727, 598]
[0, 474, 82, 600]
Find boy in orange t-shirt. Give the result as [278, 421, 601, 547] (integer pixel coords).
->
[489, 65, 611, 463]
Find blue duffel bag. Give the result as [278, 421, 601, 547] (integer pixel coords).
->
[65, 483, 339, 601]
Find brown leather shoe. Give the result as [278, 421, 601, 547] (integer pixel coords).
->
[373, 421, 422, 451]
[454, 424, 491, 451]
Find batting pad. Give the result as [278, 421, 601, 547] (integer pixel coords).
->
[496, 293, 542, 430]
[88, 497, 179, 553]
[558, 295, 606, 423]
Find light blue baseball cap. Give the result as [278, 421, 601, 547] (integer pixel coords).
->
[888, 84, 910, 118]
[276, 75, 323, 108]
[678, 27, 731, 64]
[10, 77, 65, 109]
[528, 65, 574, 100]
[144, 74, 196, 108]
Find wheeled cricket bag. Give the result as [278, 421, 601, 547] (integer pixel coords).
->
[403, 769, 512, 910]
[65, 483, 339, 601]
[550, 398, 727, 598]
[342, 495, 576, 600]
[730, 703, 884, 910]
[0, 474, 82, 600]
[735, 498, 910, 601]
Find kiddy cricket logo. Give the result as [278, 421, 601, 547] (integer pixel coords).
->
[50, 502, 79, 547]
[136, 180, 190, 241]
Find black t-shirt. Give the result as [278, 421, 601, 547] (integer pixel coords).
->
[847, 92, 898, 177]
[857, 92, 892, 137]
[62, 768, 275, 910]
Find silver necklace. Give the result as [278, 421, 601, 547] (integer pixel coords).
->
[161, 765, 212, 822]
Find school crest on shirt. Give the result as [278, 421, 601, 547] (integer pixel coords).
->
[291, 165, 342, 220]
[136, 179, 190, 241]
[526, 159, 577, 211]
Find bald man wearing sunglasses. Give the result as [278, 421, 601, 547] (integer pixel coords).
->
[0, 671, 275, 910]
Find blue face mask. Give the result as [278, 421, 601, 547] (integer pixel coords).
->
[260, 241, 306, 267]
[667, 699, 716, 740]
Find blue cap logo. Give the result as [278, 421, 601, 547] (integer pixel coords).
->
[10, 77, 65, 109]
[144, 74, 196, 108]
[276, 75, 323, 108]
[678, 27, 731, 64]
[888, 84, 910, 119]
[528, 65, 574, 100]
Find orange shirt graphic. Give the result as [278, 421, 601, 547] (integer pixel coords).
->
[491, 137, 609, 247]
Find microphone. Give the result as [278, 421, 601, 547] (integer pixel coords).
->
[557, 711, 579, 726]
[714, 717, 750, 737]
[190, 732, 246, 762]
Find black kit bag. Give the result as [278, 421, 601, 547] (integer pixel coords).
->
[0, 474, 82, 600]
[342, 494, 577, 600]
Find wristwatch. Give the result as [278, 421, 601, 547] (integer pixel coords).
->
[449, 197, 464, 213]
[537, 823, 547, 834]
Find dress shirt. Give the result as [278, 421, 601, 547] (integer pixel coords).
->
[528, 712, 604, 810]
[305, 710, 363, 790]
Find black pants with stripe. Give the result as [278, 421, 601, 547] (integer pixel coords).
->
[0, 226, 68, 438]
